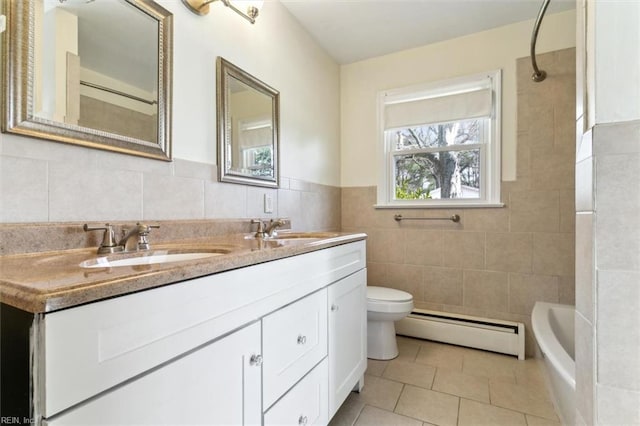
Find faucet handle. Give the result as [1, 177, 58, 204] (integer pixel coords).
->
[136, 223, 160, 233]
[135, 223, 160, 250]
[83, 223, 123, 254]
[251, 219, 266, 238]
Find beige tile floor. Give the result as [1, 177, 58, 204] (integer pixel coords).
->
[330, 337, 561, 426]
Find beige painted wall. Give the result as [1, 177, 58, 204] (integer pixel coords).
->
[163, 0, 342, 187]
[340, 10, 575, 187]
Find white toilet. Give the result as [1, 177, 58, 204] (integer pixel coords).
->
[366, 286, 414, 360]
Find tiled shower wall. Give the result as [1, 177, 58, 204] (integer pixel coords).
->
[0, 134, 341, 231]
[341, 48, 576, 356]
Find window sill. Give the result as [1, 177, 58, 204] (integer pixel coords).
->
[374, 202, 505, 209]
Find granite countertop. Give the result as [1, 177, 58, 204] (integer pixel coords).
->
[0, 232, 367, 314]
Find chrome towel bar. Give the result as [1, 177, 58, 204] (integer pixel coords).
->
[394, 214, 460, 223]
[80, 81, 158, 105]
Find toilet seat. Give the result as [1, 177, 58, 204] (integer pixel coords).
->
[366, 286, 413, 313]
[367, 286, 412, 302]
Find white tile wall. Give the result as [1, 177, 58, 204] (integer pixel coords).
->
[0, 156, 49, 222]
[596, 270, 640, 391]
[575, 312, 594, 425]
[574, 157, 593, 212]
[596, 384, 640, 425]
[49, 163, 143, 222]
[143, 174, 205, 220]
[204, 180, 248, 219]
[246, 186, 278, 219]
[0, 134, 341, 230]
[595, 153, 640, 271]
[574, 213, 593, 322]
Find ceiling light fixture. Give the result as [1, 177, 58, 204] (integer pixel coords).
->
[181, 0, 263, 24]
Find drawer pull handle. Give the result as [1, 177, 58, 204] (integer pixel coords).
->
[249, 354, 263, 366]
[297, 335, 307, 345]
[331, 304, 339, 312]
[298, 415, 308, 425]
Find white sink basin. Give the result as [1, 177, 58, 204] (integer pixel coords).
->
[80, 251, 224, 269]
[245, 232, 340, 241]
[274, 232, 339, 239]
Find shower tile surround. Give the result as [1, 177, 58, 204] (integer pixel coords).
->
[575, 120, 640, 425]
[342, 48, 576, 357]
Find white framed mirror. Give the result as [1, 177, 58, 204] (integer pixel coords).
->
[1, 0, 173, 161]
[217, 57, 279, 188]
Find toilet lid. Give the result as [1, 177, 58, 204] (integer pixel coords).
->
[367, 286, 413, 302]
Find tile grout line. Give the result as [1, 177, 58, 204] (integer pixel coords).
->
[391, 383, 405, 414]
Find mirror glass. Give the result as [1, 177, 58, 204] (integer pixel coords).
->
[2, 0, 173, 161]
[218, 57, 279, 187]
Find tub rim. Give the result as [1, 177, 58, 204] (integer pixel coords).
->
[531, 301, 576, 389]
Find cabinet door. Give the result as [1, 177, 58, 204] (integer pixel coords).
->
[328, 269, 367, 418]
[45, 322, 262, 426]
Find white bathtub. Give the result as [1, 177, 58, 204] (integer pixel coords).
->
[532, 302, 576, 426]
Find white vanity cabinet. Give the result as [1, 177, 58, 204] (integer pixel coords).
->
[36, 240, 366, 425]
[328, 268, 367, 418]
[46, 322, 262, 426]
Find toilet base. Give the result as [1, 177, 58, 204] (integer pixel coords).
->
[367, 320, 399, 360]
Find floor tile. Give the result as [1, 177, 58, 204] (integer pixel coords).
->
[395, 385, 460, 426]
[350, 374, 404, 411]
[458, 398, 527, 426]
[490, 380, 558, 420]
[525, 414, 562, 425]
[415, 340, 465, 371]
[366, 359, 388, 377]
[462, 350, 518, 382]
[396, 336, 421, 362]
[382, 359, 436, 390]
[514, 358, 550, 395]
[331, 339, 561, 426]
[329, 393, 365, 426]
[354, 405, 422, 426]
[432, 368, 490, 403]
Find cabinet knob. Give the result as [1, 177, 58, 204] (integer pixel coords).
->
[331, 304, 339, 312]
[249, 354, 263, 366]
[298, 415, 308, 425]
[297, 335, 307, 345]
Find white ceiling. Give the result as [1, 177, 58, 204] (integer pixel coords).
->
[279, 0, 576, 64]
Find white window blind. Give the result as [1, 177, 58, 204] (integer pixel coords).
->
[384, 88, 492, 130]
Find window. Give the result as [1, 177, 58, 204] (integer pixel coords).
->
[377, 70, 502, 208]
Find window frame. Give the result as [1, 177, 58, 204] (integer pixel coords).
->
[376, 70, 503, 209]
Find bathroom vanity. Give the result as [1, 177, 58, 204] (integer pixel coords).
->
[0, 231, 367, 425]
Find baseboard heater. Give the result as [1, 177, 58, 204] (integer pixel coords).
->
[395, 309, 526, 360]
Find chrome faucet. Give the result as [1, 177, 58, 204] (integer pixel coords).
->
[84, 223, 159, 254]
[119, 223, 160, 252]
[265, 218, 286, 237]
[251, 218, 286, 239]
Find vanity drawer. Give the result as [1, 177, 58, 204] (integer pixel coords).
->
[263, 288, 328, 409]
[264, 358, 328, 426]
